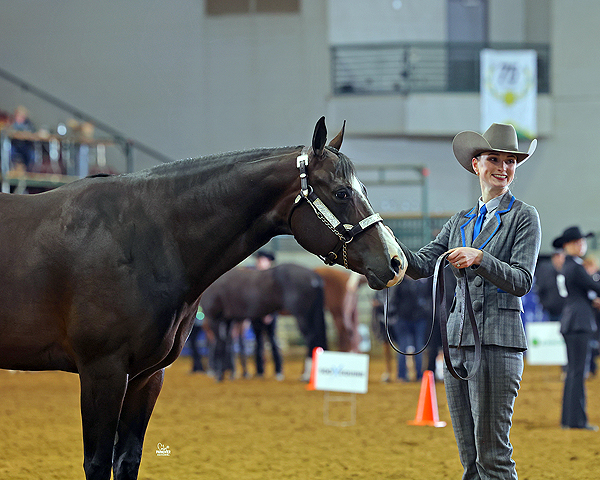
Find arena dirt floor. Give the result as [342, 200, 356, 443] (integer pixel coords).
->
[1, 354, 600, 480]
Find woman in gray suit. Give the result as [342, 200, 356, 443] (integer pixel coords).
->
[553, 226, 600, 431]
[397, 123, 540, 479]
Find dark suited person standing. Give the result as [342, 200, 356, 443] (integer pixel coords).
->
[553, 226, 600, 431]
[534, 250, 566, 322]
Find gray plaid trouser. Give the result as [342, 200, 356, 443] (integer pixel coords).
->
[444, 345, 524, 480]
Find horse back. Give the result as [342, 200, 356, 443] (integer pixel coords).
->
[272, 264, 324, 316]
[200, 267, 282, 320]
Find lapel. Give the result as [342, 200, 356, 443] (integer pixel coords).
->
[459, 206, 478, 247]
[460, 192, 516, 249]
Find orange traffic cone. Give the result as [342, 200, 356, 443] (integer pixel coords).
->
[407, 370, 446, 427]
[306, 347, 323, 391]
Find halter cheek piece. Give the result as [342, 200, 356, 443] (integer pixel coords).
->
[289, 148, 384, 269]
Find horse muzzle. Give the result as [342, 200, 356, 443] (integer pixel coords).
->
[387, 253, 406, 287]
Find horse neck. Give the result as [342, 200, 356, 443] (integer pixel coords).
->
[149, 147, 302, 295]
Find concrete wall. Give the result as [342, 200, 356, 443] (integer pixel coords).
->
[527, 0, 600, 250]
[1, 0, 598, 254]
[0, 0, 330, 170]
[328, 0, 446, 44]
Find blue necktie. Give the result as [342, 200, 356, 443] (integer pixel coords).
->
[472, 204, 487, 241]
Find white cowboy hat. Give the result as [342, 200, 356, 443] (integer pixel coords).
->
[452, 123, 537, 174]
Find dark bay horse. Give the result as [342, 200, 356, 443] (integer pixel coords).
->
[200, 263, 327, 380]
[0, 117, 406, 480]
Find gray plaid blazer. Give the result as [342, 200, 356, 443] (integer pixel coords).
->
[399, 191, 541, 350]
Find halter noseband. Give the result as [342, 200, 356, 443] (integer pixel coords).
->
[290, 147, 384, 269]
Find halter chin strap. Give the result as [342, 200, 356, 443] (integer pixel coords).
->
[292, 147, 384, 268]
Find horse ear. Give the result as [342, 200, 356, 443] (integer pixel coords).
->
[328, 120, 346, 151]
[312, 116, 327, 156]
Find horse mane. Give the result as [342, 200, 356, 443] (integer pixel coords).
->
[122, 145, 355, 200]
[143, 146, 303, 178]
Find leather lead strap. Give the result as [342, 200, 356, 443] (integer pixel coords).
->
[383, 252, 482, 380]
[433, 252, 482, 381]
[384, 287, 434, 357]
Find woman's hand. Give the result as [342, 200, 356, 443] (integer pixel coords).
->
[446, 247, 483, 269]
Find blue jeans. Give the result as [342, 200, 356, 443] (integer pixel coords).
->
[394, 318, 427, 381]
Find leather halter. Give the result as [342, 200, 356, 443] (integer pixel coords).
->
[289, 147, 384, 269]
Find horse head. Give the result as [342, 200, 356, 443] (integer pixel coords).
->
[289, 117, 406, 289]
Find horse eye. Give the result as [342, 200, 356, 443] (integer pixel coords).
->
[335, 190, 351, 200]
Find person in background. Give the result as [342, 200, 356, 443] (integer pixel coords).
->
[188, 306, 207, 374]
[390, 276, 430, 382]
[553, 226, 600, 431]
[583, 255, 600, 377]
[396, 123, 540, 478]
[250, 250, 284, 381]
[10, 105, 36, 172]
[535, 250, 567, 322]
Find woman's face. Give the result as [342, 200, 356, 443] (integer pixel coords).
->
[472, 151, 517, 193]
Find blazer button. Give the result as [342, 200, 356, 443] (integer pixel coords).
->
[474, 276, 483, 287]
[473, 300, 483, 312]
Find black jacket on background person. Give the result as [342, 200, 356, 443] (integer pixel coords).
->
[535, 258, 565, 321]
[560, 255, 600, 335]
[560, 254, 600, 429]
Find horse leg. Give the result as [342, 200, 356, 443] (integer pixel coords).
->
[225, 323, 235, 379]
[213, 321, 229, 381]
[307, 288, 328, 353]
[237, 322, 249, 378]
[349, 306, 360, 353]
[112, 369, 165, 480]
[251, 318, 265, 377]
[333, 312, 351, 352]
[79, 361, 128, 480]
[188, 326, 205, 372]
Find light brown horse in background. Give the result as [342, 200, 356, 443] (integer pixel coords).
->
[315, 267, 367, 352]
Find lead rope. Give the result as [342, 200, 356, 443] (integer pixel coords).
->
[384, 287, 433, 357]
[384, 252, 482, 380]
[434, 253, 481, 381]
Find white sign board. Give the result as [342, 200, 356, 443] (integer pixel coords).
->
[480, 49, 537, 139]
[313, 350, 369, 394]
[526, 322, 567, 366]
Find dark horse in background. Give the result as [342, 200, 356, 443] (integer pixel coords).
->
[0, 117, 406, 480]
[200, 263, 327, 381]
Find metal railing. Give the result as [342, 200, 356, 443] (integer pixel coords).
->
[0, 67, 174, 174]
[331, 42, 550, 95]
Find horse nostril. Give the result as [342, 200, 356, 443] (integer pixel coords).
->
[390, 256, 400, 274]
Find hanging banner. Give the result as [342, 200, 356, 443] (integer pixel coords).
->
[480, 49, 537, 139]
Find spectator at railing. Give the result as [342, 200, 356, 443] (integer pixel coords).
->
[10, 105, 36, 172]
